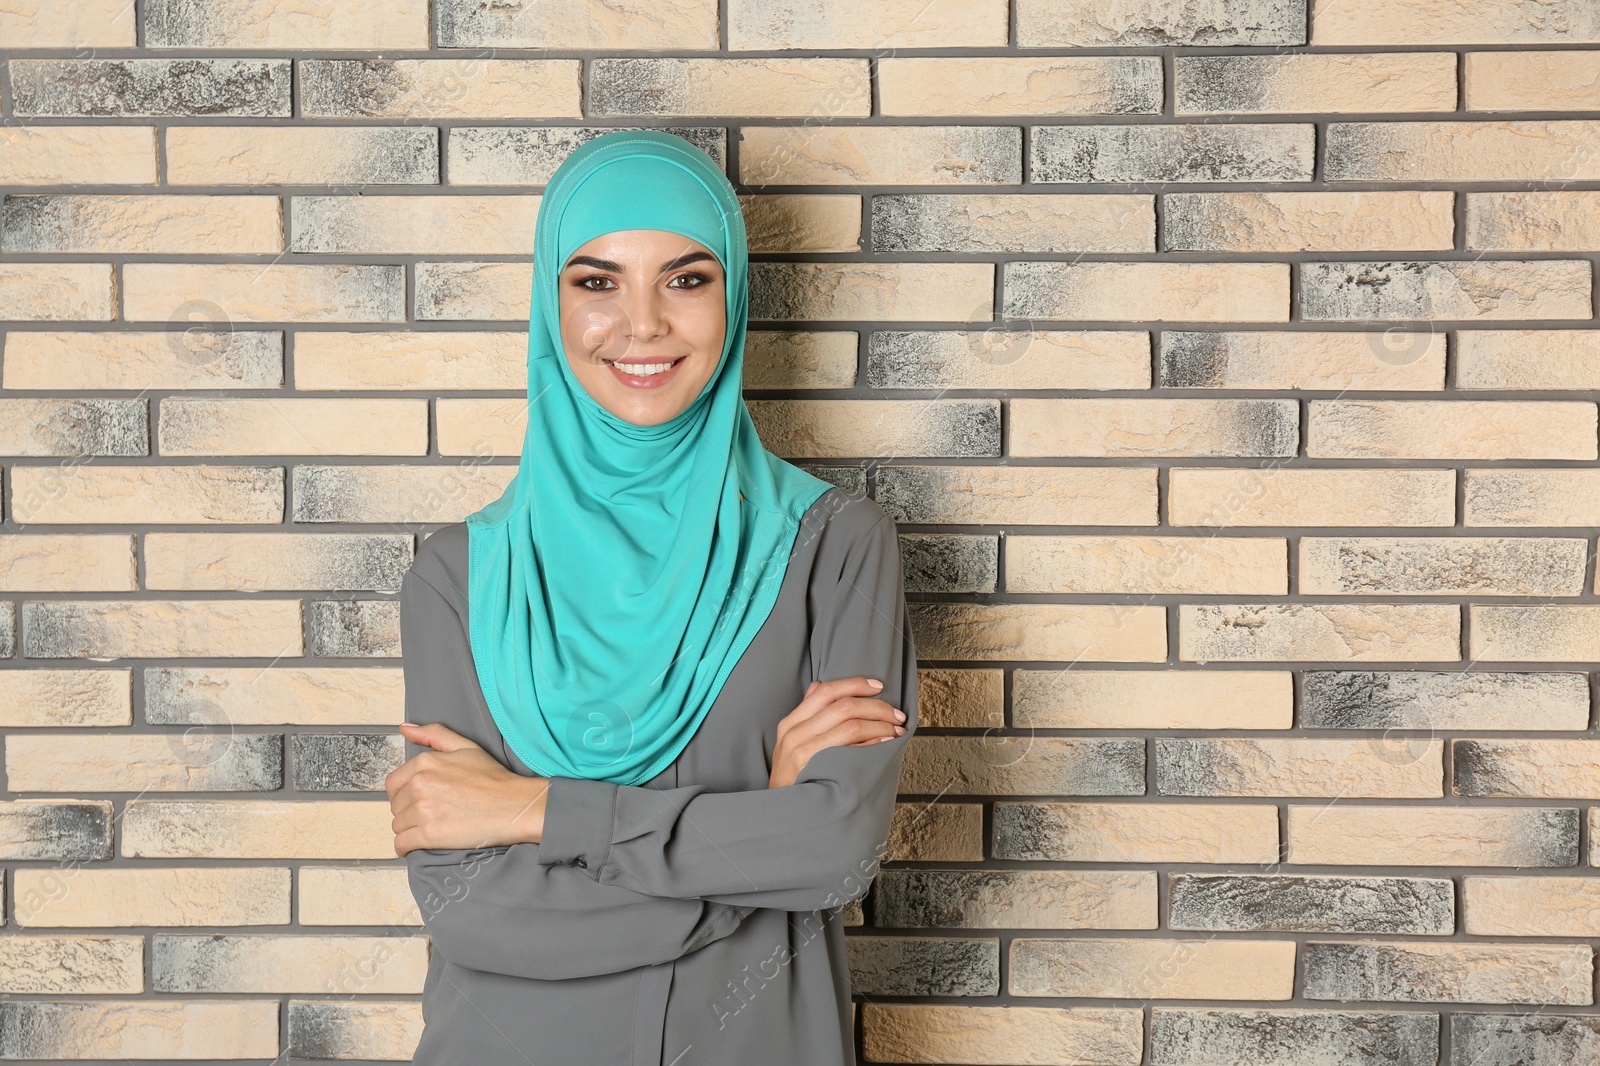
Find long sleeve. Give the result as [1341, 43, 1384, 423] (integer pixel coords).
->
[398, 564, 753, 981]
[535, 510, 919, 913]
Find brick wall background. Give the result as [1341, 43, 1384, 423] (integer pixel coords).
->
[3, 0, 1600, 1062]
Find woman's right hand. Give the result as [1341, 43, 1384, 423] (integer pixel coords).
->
[768, 676, 907, 789]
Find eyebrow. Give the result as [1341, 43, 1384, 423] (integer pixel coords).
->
[563, 251, 720, 274]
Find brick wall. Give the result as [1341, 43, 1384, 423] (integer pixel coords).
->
[2, 0, 1599, 1062]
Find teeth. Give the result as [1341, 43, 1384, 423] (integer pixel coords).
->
[612, 359, 678, 376]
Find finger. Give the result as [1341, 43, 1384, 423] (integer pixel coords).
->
[400, 721, 483, 754]
[797, 718, 902, 765]
[785, 696, 902, 746]
[787, 677, 886, 724]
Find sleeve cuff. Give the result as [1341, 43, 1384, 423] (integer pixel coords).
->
[536, 776, 618, 880]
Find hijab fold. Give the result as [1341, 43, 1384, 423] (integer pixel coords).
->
[464, 130, 832, 786]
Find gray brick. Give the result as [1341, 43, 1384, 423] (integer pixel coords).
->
[898, 533, 997, 593]
[1304, 941, 1593, 1004]
[448, 126, 725, 186]
[846, 937, 999, 996]
[1150, 1008, 1439, 1066]
[9, 59, 290, 118]
[292, 733, 404, 791]
[1017, 0, 1306, 47]
[799, 465, 868, 497]
[1449, 1013, 1600, 1066]
[1169, 874, 1455, 935]
[0, 399, 147, 458]
[309, 599, 402, 658]
[875, 869, 1152, 929]
[871, 193, 1154, 254]
[1301, 260, 1593, 321]
[1031, 124, 1314, 183]
[1303, 670, 1592, 730]
[0, 602, 13, 659]
[0, 800, 112, 860]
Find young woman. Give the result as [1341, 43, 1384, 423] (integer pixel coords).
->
[386, 130, 919, 1066]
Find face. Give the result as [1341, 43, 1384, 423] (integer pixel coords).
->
[557, 228, 727, 426]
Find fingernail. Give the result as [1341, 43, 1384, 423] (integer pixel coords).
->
[877, 736, 893, 743]
[400, 722, 417, 727]
[867, 678, 883, 689]
[893, 709, 906, 722]
[893, 725, 905, 735]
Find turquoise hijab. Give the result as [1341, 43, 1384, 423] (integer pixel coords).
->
[463, 130, 833, 786]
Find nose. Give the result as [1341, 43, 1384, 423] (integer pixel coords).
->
[618, 280, 668, 345]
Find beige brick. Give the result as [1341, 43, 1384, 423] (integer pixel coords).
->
[1179, 603, 1461, 662]
[1465, 876, 1600, 936]
[1179, 467, 1457, 528]
[124, 264, 404, 324]
[738, 126, 1019, 186]
[756, 262, 995, 322]
[744, 331, 858, 389]
[0, 263, 115, 322]
[740, 195, 862, 253]
[869, 329, 1149, 389]
[0, 669, 131, 727]
[1327, 120, 1600, 181]
[144, 533, 411, 591]
[1594, 808, 1600, 866]
[591, 58, 869, 118]
[2, 0, 136, 46]
[1313, 0, 1600, 44]
[290, 195, 539, 255]
[166, 127, 438, 186]
[153, 934, 427, 994]
[124, 800, 391, 859]
[881, 56, 1161, 116]
[900, 735, 1145, 796]
[1011, 398, 1297, 458]
[0, 936, 144, 993]
[446, 127, 727, 187]
[910, 603, 1166, 662]
[1287, 805, 1577, 866]
[2, 195, 282, 255]
[1177, 53, 1456, 113]
[146, 0, 429, 48]
[436, 398, 528, 457]
[883, 802, 984, 863]
[14, 868, 289, 927]
[7, 732, 279, 792]
[1309, 400, 1598, 460]
[0, 534, 135, 592]
[1004, 262, 1290, 322]
[145, 666, 403, 726]
[864, 1004, 1142, 1066]
[437, 0, 717, 48]
[747, 399, 998, 458]
[8, 465, 284, 525]
[1303, 259, 1592, 320]
[1471, 605, 1600, 662]
[158, 398, 428, 456]
[1467, 50, 1600, 111]
[1159, 738, 1444, 798]
[1034, 123, 1314, 183]
[1014, 669, 1293, 730]
[873, 193, 1153, 254]
[1008, 535, 1287, 594]
[0, 126, 157, 186]
[1012, 938, 1297, 1000]
[994, 801, 1280, 864]
[414, 262, 531, 321]
[729, 0, 1006, 48]
[300, 59, 581, 119]
[299, 867, 421, 926]
[1304, 940, 1593, 1005]
[0, 397, 145, 458]
[292, 464, 514, 524]
[1466, 191, 1600, 251]
[1458, 329, 1600, 389]
[1457, 739, 1600, 799]
[294, 331, 523, 390]
[1301, 536, 1589, 597]
[2, 331, 284, 390]
[1160, 329, 1446, 390]
[22, 600, 302, 659]
[1305, 670, 1590, 732]
[913, 669, 1003, 731]
[1017, 0, 1304, 46]
[877, 464, 1159, 526]
[0, 1000, 277, 1059]
[1465, 468, 1600, 526]
[1165, 191, 1454, 251]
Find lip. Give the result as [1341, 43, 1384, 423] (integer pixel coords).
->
[605, 355, 687, 390]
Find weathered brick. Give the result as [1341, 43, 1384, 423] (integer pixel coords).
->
[994, 801, 1279, 864]
[875, 870, 1154, 928]
[1159, 329, 1446, 390]
[290, 195, 538, 255]
[0, 263, 116, 322]
[124, 264, 406, 324]
[0, 937, 142, 993]
[145, 0, 429, 48]
[9, 59, 290, 117]
[1014, 669, 1292, 730]
[898, 736, 1146, 796]
[740, 126, 1020, 186]
[14, 868, 289, 927]
[1457, 329, 1600, 389]
[23, 600, 302, 659]
[298, 867, 420, 925]
[1169, 874, 1454, 935]
[873, 193, 1153, 253]
[1466, 191, 1600, 251]
[1004, 262, 1290, 322]
[1149, 1008, 1440, 1066]
[6, 733, 281, 793]
[0, 1000, 277, 1059]
[1011, 398, 1298, 457]
[0, 127, 157, 186]
[1450, 1012, 1600, 1066]
[2, 331, 284, 390]
[1467, 50, 1600, 111]
[153, 934, 427, 993]
[885, 800, 985, 862]
[876, 464, 1158, 525]
[1012, 938, 1297, 999]
[752, 262, 995, 322]
[2, 1, 136, 47]
[0, 669, 131, 726]
[1313, 0, 1600, 45]
[898, 533, 996, 593]
[1300, 536, 1589, 596]
[1466, 876, 1600, 937]
[3, 195, 282, 256]
[863, 1004, 1142, 1066]
[1286, 805, 1578, 866]
[1176, 53, 1455, 114]
[293, 331, 522, 390]
[847, 937, 998, 996]
[592, 58, 869, 118]
[1156, 737, 1443, 797]
[144, 533, 412, 591]
[1465, 469, 1600, 526]
[909, 603, 1166, 662]
[1456, 739, 1600, 798]
[1303, 941, 1593, 1005]
[1016, 0, 1305, 45]
[744, 331, 858, 389]
[301, 59, 581, 119]
[1308, 400, 1598, 460]
[741, 195, 862, 253]
[291, 464, 513, 523]
[881, 57, 1161, 116]
[8, 466, 284, 526]
[145, 666, 403, 726]
[287, 1001, 423, 1061]
[439, 0, 717, 47]
[124, 800, 391, 859]
[1169, 468, 1456, 527]
[1302, 260, 1592, 320]
[1008, 534, 1286, 594]
[447, 126, 725, 186]
[0, 800, 112, 861]
[1165, 191, 1454, 252]
[868, 329, 1148, 389]
[728, 0, 1005, 49]
[293, 733, 404, 791]
[436, 397, 527, 457]
[1327, 121, 1600, 181]
[158, 398, 427, 456]
[1303, 670, 1590, 731]
[1179, 603, 1461, 662]
[0, 398, 146, 458]
[748, 399, 999, 458]
[167, 127, 439, 186]
[310, 598, 401, 658]
[1032, 123, 1314, 182]
[910, 669, 1003, 731]
[414, 262, 530, 321]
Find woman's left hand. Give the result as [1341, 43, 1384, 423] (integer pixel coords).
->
[387, 722, 549, 857]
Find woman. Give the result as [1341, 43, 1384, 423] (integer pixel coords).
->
[386, 130, 919, 1066]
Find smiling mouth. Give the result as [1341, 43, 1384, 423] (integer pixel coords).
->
[605, 356, 684, 376]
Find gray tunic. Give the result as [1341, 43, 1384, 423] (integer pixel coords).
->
[398, 487, 918, 1066]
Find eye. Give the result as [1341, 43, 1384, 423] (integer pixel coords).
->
[573, 275, 613, 292]
[670, 272, 713, 290]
